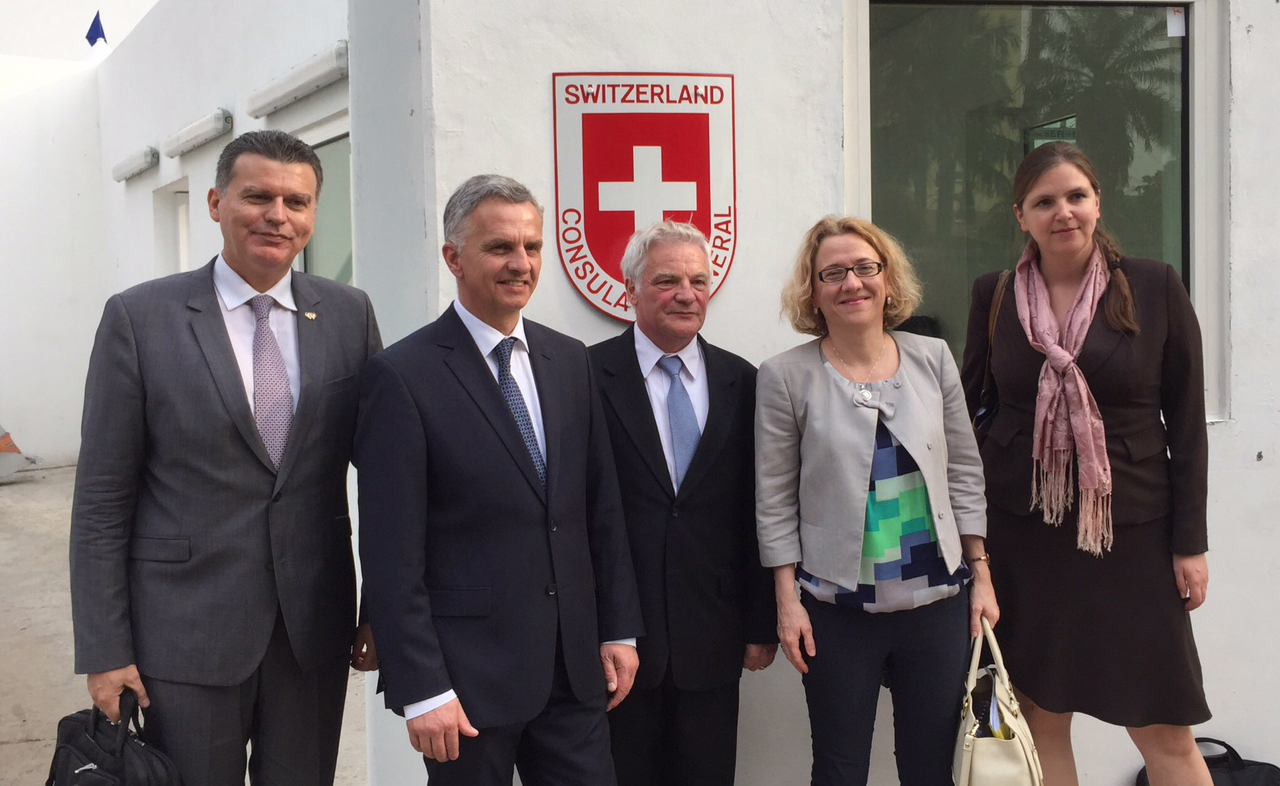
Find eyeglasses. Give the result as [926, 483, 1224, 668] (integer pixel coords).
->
[816, 261, 884, 283]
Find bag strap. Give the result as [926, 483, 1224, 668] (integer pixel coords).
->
[964, 617, 1013, 694]
[978, 270, 1013, 405]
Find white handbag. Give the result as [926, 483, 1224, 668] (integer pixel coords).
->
[952, 618, 1044, 786]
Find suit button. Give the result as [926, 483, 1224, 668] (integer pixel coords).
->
[545, 583, 557, 596]
[927, 442, 933, 450]
[937, 511, 946, 520]
[670, 507, 680, 518]
[549, 518, 557, 532]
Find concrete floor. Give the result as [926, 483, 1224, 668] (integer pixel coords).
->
[0, 466, 367, 785]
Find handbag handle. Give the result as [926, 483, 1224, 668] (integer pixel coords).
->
[964, 617, 1013, 695]
[108, 687, 144, 755]
[1194, 738, 1246, 770]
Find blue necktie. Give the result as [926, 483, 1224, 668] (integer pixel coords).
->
[657, 355, 699, 489]
[494, 337, 546, 488]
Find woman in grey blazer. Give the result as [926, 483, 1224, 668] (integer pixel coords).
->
[756, 216, 998, 786]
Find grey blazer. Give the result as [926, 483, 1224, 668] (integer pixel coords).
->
[70, 260, 381, 686]
[755, 330, 985, 590]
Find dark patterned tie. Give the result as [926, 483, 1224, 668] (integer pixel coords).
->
[494, 337, 546, 487]
[250, 295, 293, 469]
[657, 355, 700, 489]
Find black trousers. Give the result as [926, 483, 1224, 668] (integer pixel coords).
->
[801, 589, 969, 786]
[608, 663, 741, 786]
[423, 642, 616, 786]
[141, 614, 350, 786]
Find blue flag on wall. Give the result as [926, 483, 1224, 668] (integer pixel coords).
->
[85, 12, 107, 46]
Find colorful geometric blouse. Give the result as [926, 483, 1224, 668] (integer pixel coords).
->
[798, 416, 970, 612]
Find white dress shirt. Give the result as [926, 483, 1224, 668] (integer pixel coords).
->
[404, 300, 634, 721]
[212, 256, 300, 412]
[451, 299, 547, 457]
[634, 328, 709, 489]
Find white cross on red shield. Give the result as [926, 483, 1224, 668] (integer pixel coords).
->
[554, 73, 738, 321]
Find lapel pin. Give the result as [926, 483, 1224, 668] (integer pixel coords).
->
[304, 312, 317, 320]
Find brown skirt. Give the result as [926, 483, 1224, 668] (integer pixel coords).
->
[986, 506, 1210, 727]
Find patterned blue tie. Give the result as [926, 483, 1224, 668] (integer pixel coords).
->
[250, 295, 293, 469]
[494, 337, 546, 488]
[657, 355, 699, 489]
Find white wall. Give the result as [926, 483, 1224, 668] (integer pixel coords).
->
[0, 70, 107, 465]
[1197, 0, 1280, 767]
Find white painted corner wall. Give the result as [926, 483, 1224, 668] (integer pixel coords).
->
[0, 69, 105, 466]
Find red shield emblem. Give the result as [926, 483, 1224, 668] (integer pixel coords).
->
[553, 73, 737, 321]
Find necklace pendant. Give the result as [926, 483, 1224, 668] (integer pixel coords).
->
[858, 388, 873, 402]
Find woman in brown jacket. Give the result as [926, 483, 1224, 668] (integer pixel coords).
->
[961, 142, 1211, 786]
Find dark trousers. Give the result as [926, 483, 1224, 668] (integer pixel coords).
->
[140, 615, 350, 786]
[801, 589, 968, 786]
[608, 664, 741, 786]
[423, 643, 616, 786]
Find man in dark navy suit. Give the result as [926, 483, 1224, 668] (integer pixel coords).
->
[356, 175, 643, 785]
[590, 221, 776, 786]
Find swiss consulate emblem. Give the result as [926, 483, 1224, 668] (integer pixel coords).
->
[553, 72, 737, 321]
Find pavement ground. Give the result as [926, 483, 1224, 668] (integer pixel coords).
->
[0, 465, 367, 785]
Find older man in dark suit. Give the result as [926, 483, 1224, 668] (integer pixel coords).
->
[355, 174, 643, 785]
[589, 221, 777, 786]
[69, 130, 381, 786]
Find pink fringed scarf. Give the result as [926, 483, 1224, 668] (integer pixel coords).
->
[1014, 242, 1113, 556]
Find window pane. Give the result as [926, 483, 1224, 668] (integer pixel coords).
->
[870, 4, 1186, 353]
[307, 135, 354, 285]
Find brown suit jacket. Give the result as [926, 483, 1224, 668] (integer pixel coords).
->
[960, 257, 1208, 555]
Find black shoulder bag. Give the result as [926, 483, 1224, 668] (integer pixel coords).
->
[46, 687, 182, 785]
[1136, 738, 1280, 786]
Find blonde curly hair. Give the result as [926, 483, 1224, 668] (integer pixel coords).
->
[780, 216, 922, 336]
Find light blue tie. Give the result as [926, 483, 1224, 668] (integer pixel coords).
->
[494, 337, 546, 488]
[657, 355, 699, 489]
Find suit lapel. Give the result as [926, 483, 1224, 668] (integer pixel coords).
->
[274, 273, 325, 490]
[439, 307, 547, 502]
[1076, 282, 1126, 377]
[187, 260, 277, 474]
[677, 337, 735, 496]
[599, 328, 675, 497]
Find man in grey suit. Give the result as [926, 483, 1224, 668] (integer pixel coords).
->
[69, 130, 381, 786]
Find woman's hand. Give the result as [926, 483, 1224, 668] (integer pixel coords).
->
[962, 536, 999, 636]
[774, 565, 815, 674]
[968, 566, 1000, 638]
[1173, 553, 1209, 611]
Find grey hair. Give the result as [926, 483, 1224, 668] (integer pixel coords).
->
[442, 174, 544, 247]
[214, 130, 323, 196]
[619, 221, 711, 285]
